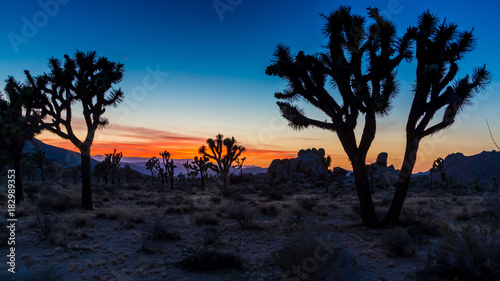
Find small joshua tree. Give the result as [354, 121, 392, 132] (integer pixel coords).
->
[30, 150, 46, 183]
[199, 134, 245, 194]
[183, 161, 192, 181]
[430, 157, 444, 190]
[192, 155, 209, 190]
[105, 149, 123, 185]
[233, 157, 246, 177]
[160, 151, 176, 190]
[146, 157, 159, 184]
[94, 158, 111, 184]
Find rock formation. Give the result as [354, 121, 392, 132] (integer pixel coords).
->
[268, 148, 329, 182]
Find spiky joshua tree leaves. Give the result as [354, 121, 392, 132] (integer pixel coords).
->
[160, 151, 176, 190]
[25, 50, 124, 210]
[104, 149, 122, 185]
[384, 12, 490, 225]
[266, 6, 414, 227]
[0, 77, 43, 203]
[199, 134, 245, 194]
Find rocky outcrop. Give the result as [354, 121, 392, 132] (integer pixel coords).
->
[268, 148, 328, 182]
[376, 152, 388, 167]
[444, 151, 500, 187]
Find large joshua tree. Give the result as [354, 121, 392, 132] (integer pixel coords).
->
[384, 11, 491, 225]
[25, 50, 124, 210]
[266, 6, 414, 227]
[0, 77, 42, 203]
[199, 134, 245, 194]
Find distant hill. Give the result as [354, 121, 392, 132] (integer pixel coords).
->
[24, 139, 100, 169]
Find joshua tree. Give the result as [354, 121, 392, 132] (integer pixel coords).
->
[199, 134, 245, 193]
[266, 6, 414, 227]
[430, 157, 444, 190]
[384, 11, 490, 225]
[105, 149, 123, 184]
[123, 165, 133, 184]
[94, 158, 111, 184]
[160, 151, 176, 189]
[192, 155, 209, 190]
[146, 157, 158, 184]
[183, 161, 192, 181]
[25, 50, 124, 210]
[21, 158, 36, 182]
[0, 77, 42, 202]
[233, 157, 246, 177]
[29, 150, 46, 183]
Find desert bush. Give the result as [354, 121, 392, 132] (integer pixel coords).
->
[32, 214, 61, 240]
[0, 264, 62, 281]
[151, 216, 181, 241]
[263, 188, 285, 201]
[415, 224, 500, 280]
[177, 249, 243, 272]
[193, 212, 219, 226]
[94, 209, 144, 228]
[226, 204, 261, 229]
[382, 227, 415, 257]
[259, 203, 281, 217]
[36, 194, 77, 212]
[275, 232, 363, 281]
[202, 226, 225, 245]
[210, 196, 222, 204]
[299, 196, 319, 211]
[72, 214, 93, 228]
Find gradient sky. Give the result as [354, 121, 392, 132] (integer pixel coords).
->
[1, 0, 499, 172]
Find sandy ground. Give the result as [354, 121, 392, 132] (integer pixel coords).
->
[1, 176, 499, 280]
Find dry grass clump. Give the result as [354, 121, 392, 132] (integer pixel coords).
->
[202, 226, 225, 245]
[415, 224, 500, 280]
[193, 212, 219, 226]
[258, 203, 281, 217]
[275, 232, 364, 281]
[226, 204, 261, 230]
[382, 227, 416, 257]
[298, 196, 319, 211]
[94, 208, 144, 228]
[72, 214, 94, 228]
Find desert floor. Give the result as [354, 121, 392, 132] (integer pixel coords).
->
[1, 175, 499, 280]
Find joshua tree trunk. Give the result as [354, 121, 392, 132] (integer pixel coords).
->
[80, 149, 93, 210]
[350, 154, 379, 228]
[384, 137, 420, 226]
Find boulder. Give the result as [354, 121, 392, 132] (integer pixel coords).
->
[268, 148, 329, 182]
[376, 152, 388, 167]
[332, 167, 348, 177]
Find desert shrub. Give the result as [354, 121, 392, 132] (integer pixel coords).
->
[415, 224, 500, 280]
[32, 214, 61, 240]
[94, 209, 144, 228]
[36, 194, 77, 212]
[178, 249, 243, 272]
[194, 212, 219, 226]
[151, 216, 181, 241]
[0, 264, 62, 281]
[72, 214, 93, 228]
[299, 196, 319, 211]
[202, 226, 225, 245]
[264, 188, 285, 201]
[138, 233, 156, 254]
[382, 227, 415, 257]
[226, 204, 260, 229]
[259, 203, 281, 217]
[210, 196, 222, 204]
[275, 232, 363, 281]
[405, 218, 442, 243]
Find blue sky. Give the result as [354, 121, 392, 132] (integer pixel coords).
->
[1, 0, 499, 171]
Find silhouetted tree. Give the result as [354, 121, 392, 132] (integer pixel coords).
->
[183, 161, 192, 181]
[233, 157, 246, 177]
[266, 6, 414, 227]
[192, 155, 209, 190]
[94, 159, 111, 184]
[0, 77, 42, 202]
[123, 165, 133, 183]
[384, 11, 490, 225]
[199, 134, 245, 194]
[146, 157, 158, 184]
[26, 50, 124, 210]
[105, 149, 122, 184]
[160, 151, 176, 190]
[21, 158, 36, 182]
[30, 150, 46, 183]
[429, 157, 444, 191]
